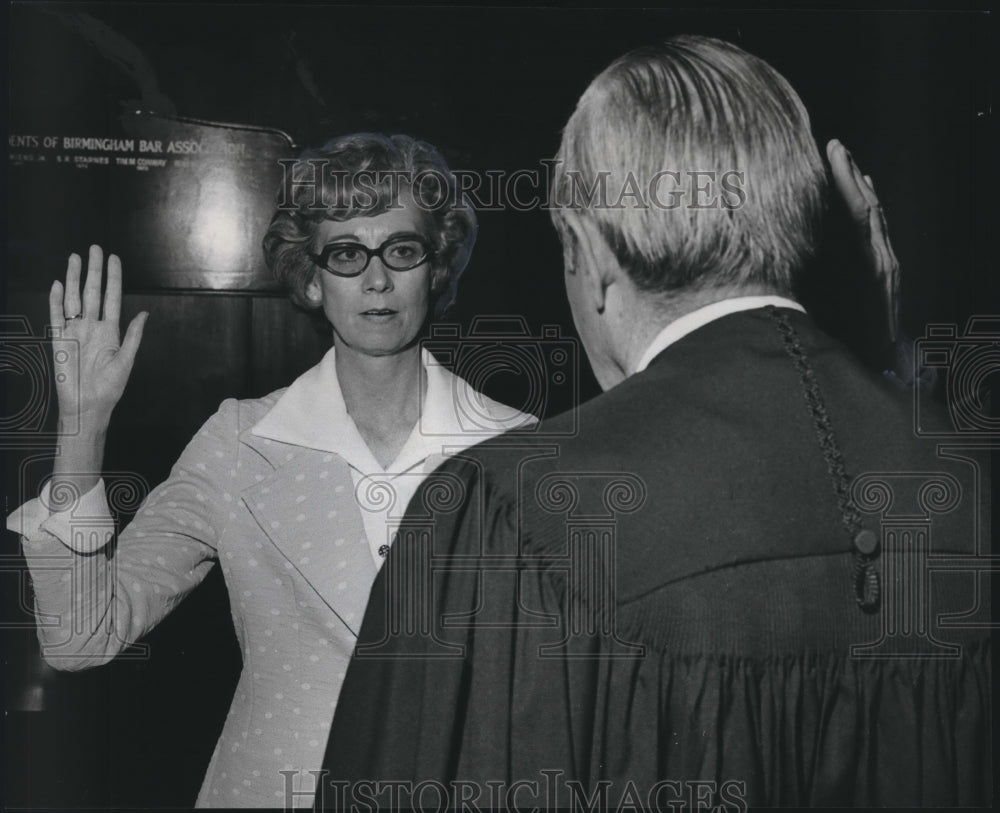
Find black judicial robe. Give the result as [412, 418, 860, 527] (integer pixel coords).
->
[318, 308, 991, 809]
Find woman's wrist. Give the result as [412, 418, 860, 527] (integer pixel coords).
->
[53, 424, 107, 487]
[58, 410, 112, 437]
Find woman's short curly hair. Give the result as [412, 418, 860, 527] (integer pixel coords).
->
[263, 133, 477, 317]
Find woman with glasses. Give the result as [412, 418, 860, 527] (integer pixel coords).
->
[8, 133, 532, 808]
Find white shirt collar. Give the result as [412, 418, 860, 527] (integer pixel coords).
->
[250, 346, 529, 474]
[633, 295, 805, 374]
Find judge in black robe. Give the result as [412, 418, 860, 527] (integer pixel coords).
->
[317, 35, 991, 810]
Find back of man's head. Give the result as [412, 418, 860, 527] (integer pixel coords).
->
[551, 35, 827, 299]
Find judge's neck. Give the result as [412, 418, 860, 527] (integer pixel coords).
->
[619, 283, 789, 375]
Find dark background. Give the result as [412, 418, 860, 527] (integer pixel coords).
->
[2, 2, 997, 809]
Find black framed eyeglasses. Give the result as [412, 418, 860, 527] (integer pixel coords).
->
[310, 235, 434, 277]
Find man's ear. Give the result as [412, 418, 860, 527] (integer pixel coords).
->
[565, 213, 623, 314]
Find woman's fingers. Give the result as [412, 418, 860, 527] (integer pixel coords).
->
[82, 245, 104, 319]
[104, 254, 123, 325]
[61, 246, 123, 324]
[49, 279, 65, 330]
[118, 311, 149, 369]
[63, 253, 82, 319]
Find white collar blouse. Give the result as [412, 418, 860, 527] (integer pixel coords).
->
[251, 345, 534, 565]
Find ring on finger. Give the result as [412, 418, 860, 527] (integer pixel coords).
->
[65, 313, 83, 321]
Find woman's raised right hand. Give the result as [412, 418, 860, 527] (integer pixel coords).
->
[49, 245, 149, 430]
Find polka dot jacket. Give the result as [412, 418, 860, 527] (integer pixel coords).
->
[10, 348, 534, 807]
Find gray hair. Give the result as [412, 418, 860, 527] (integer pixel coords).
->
[550, 35, 827, 296]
